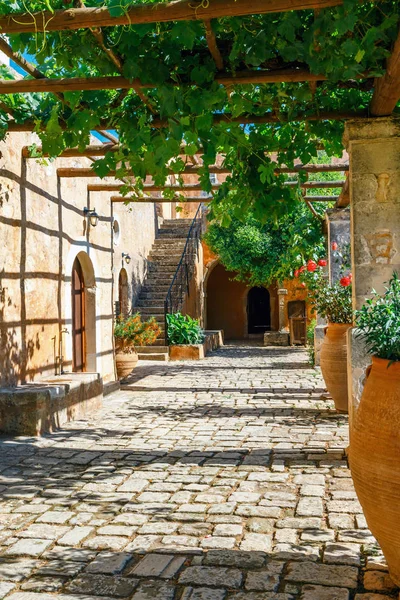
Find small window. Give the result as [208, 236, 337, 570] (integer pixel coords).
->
[113, 218, 120, 245]
[209, 173, 218, 185]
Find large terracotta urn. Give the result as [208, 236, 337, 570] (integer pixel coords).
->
[115, 352, 138, 379]
[350, 357, 400, 584]
[320, 323, 352, 413]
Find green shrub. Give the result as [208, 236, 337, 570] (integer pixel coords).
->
[167, 312, 204, 345]
[355, 272, 400, 362]
[114, 312, 161, 353]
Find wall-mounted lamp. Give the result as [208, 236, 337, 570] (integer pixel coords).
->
[83, 207, 99, 227]
[122, 252, 131, 264]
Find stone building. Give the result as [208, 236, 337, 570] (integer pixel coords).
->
[0, 132, 164, 390]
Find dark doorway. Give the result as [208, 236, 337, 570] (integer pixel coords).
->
[72, 257, 86, 372]
[247, 287, 271, 334]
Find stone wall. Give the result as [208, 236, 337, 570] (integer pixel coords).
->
[344, 117, 400, 421]
[0, 133, 157, 386]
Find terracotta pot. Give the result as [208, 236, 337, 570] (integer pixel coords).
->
[350, 357, 400, 584]
[320, 322, 352, 413]
[115, 352, 138, 379]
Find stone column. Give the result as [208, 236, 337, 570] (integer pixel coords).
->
[326, 208, 351, 283]
[344, 117, 400, 422]
[314, 209, 351, 365]
[277, 288, 288, 332]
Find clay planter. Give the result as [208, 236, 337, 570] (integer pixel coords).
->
[320, 322, 352, 413]
[350, 357, 400, 584]
[115, 352, 138, 379]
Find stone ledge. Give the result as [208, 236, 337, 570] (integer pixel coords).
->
[263, 331, 290, 347]
[169, 330, 224, 361]
[0, 373, 103, 436]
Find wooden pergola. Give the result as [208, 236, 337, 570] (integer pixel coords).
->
[0, 0, 399, 210]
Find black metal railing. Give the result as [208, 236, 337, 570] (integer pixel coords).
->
[164, 204, 202, 344]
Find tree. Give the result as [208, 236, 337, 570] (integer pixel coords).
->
[204, 200, 326, 287]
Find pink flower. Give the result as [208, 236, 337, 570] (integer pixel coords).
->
[307, 260, 317, 272]
[331, 241, 338, 251]
[318, 259, 327, 267]
[340, 276, 351, 287]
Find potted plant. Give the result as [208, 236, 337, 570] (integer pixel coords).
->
[294, 246, 353, 412]
[350, 272, 400, 584]
[166, 312, 204, 345]
[114, 312, 161, 379]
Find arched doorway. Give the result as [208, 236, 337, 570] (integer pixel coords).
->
[118, 268, 129, 317]
[247, 287, 271, 334]
[72, 257, 85, 372]
[71, 252, 96, 373]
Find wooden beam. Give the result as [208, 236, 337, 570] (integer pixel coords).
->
[370, 28, 400, 116]
[285, 179, 345, 188]
[204, 20, 224, 71]
[89, 183, 221, 192]
[57, 166, 231, 178]
[5, 111, 366, 133]
[111, 196, 209, 203]
[0, 69, 331, 95]
[276, 164, 348, 173]
[22, 144, 119, 158]
[59, 163, 348, 179]
[0, 0, 344, 34]
[303, 195, 339, 201]
[335, 175, 350, 207]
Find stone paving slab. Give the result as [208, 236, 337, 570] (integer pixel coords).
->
[0, 345, 398, 599]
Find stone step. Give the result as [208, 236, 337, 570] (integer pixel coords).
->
[138, 306, 165, 314]
[157, 232, 191, 238]
[162, 219, 193, 225]
[138, 352, 169, 361]
[136, 299, 167, 307]
[138, 346, 168, 353]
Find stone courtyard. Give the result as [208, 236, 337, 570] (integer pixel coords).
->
[0, 345, 397, 600]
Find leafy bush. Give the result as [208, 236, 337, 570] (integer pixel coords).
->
[204, 202, 325, 287]
[114, 312, 161, 353]
[355, 272, 400, 362]
[167, 312, 204, 345]
[295, 244, 353, 324]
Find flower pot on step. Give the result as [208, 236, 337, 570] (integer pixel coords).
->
[350, 357, 400, 585]
[320, 322, 352, 413]
[115, 352, 138, 379]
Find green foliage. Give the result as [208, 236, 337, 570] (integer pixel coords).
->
[0, 1, 399, 217]
[204, 201, 325, 287]
[114, 312, 161, 352]
[167, 312, 204, 345]
[306, 318, 317, 367]
[298, 265, 353, 324]
[355, 272, 400, 362]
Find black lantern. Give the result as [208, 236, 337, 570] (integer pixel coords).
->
[83, 207, 99, 227]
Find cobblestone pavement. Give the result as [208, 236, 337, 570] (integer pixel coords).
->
[0, 345, 398, 600]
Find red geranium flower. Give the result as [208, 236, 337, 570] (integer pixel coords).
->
[318, 259, 327, 267]
[299, 265, 306, 273]
[294, 269, 300, 278]
[331, 241, 338, 251]
[307, 260, 317, 272]
[300, 282, 306, 288]
[340, 276, 351, 287]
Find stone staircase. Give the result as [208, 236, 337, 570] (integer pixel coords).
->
[134, 218, 194, 361]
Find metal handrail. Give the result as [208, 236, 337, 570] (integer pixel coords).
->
[164, 204, 203, 344]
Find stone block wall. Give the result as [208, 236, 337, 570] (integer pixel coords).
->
[0, 132, 158, 386]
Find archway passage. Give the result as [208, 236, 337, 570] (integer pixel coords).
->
[72, 257, 86, 372]
[247, 287, 271, 334]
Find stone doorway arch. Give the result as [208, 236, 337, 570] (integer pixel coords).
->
[247, 287, 271, 334]
[71, 251, 97, 373]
